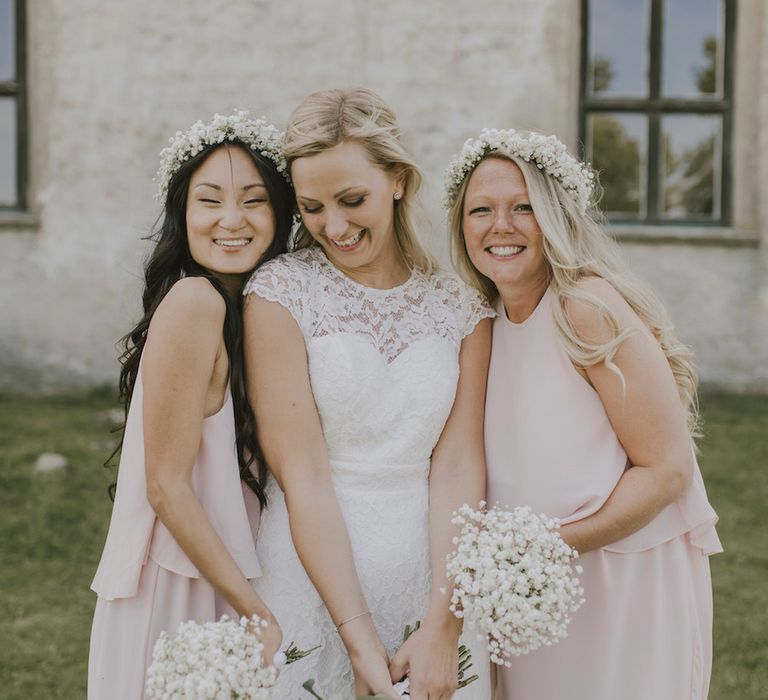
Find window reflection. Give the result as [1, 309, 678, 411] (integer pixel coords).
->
[660, 115, 721, 219]
[662, 0, 723, 97]
[0, 97, 17, 205]
[588, 0, 649, 96]
[588, 113, 647, 217]
[0, 0, 14, 82]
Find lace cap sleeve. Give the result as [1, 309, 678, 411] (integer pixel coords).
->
[243, 252, 312, 331]
[427, 270, 495, 342]
[431, 271, 496, 339]
[459, 279, 496, 337]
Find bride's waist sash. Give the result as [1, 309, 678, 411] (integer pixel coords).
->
[329, 457, 429, 491]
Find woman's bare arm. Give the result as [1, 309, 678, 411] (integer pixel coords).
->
[243, 293, 399, 698]
[142, 278, 280, 657]
[558, 278, 694, 554]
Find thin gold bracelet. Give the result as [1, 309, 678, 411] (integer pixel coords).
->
[334, 610, 371, 633]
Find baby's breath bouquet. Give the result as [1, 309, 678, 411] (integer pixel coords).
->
[445, 503, 585, 666]
[146, 613, 316, 699]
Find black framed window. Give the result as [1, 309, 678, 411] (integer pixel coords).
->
[580, 0, 735, 225]
[0, 0, 26, 210]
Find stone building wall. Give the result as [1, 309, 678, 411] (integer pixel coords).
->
[0, 0, 765, 392]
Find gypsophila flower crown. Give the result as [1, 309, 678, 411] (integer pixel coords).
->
[155, 110, 289, 201]
[442, 128, 596, 213]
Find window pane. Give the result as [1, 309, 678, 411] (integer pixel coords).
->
[588, 0, 649, 97]
[660, 114, 721, 219]
[0, 96, 17, 206]
[587, 113, 647, 217]
[0, 0, 14, 81]
[662, 0, 724, 97]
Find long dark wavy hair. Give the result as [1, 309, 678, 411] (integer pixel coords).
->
[112, 140, 294, 506]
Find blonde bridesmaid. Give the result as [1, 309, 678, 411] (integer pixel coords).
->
[445, 128, 722, 700]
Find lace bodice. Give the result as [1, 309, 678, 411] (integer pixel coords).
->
[244, 246, 493, 469]
[243, 247, 494, 698]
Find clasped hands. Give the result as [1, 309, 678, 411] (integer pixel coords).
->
[354, 621, 460, 700]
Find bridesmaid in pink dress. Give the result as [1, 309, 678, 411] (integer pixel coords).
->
[444, 129, 721, 700]
[88, 113, 294, 699]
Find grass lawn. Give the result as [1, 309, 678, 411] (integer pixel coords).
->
[0, 390, 766, 699]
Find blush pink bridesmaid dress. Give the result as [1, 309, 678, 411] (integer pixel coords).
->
[88, 366, 262, 700]
[485, 288, 721, 700]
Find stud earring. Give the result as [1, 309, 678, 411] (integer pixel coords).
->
[394, 192, 402, 201]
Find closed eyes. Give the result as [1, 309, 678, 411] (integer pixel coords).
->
[300, 195, 367, 215]
[196, 197, 267, 205]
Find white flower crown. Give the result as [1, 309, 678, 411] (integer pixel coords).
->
[442, 128, 596, 213]
[155, 110, 289, 201]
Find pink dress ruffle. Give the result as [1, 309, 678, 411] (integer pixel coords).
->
[88, 367, 261, 700]
[485, 289, 721, 700]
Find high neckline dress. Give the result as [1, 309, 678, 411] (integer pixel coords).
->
[485, 288, 722, 700]
[88, 365, 262, 700]
[244, 246, 495, 699]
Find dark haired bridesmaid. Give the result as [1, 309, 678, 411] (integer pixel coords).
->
[88, 113, 294, 700]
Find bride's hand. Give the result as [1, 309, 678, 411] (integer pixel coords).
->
[388, 620, 459, 700]
[352, 642, 401, 699]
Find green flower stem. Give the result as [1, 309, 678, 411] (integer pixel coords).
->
[284, 641, 321, 665]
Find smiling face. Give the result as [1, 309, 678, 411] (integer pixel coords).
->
[462, 157, 549, 296]
[185, 145, 276, 288]
[291, 140, 406, 284]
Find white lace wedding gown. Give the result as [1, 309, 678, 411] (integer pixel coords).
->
[244, 246, 493, 699]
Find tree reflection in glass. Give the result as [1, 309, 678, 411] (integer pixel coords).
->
[588, 0, 649, 96]
[662, 0, 723, 97]
[0, 97, 17, 206]
[0, 0, 14, 83]
[660, 115, 721, 219]
[588, 113, 647, 217]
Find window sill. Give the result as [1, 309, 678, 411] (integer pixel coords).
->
[610, 225, 759, 248]
[0, 210, 40, 230]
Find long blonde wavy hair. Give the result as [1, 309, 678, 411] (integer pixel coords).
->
[283, 87, 435, 273]
[449, 152, 700, 436]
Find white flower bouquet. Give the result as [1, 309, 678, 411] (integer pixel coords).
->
[146, 614, 317, 699]
[445, 503, 585, 666]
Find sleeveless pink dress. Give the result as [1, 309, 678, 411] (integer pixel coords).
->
[88, 366, 262, 700]
[486, 289, 721, 700]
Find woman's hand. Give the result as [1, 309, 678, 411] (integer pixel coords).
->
[388, 619, 459, 700]
[352, 640, 400, 699]
[251, 613, 283, 669]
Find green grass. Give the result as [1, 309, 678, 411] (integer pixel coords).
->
[0, 391, 766, 698]
[0, 389, 118, 699]
[699, 395, 768, 698]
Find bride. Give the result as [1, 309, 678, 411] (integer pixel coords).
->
[243, 88, 493, 699]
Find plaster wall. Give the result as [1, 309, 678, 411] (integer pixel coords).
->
[0, 0, 765, 393]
